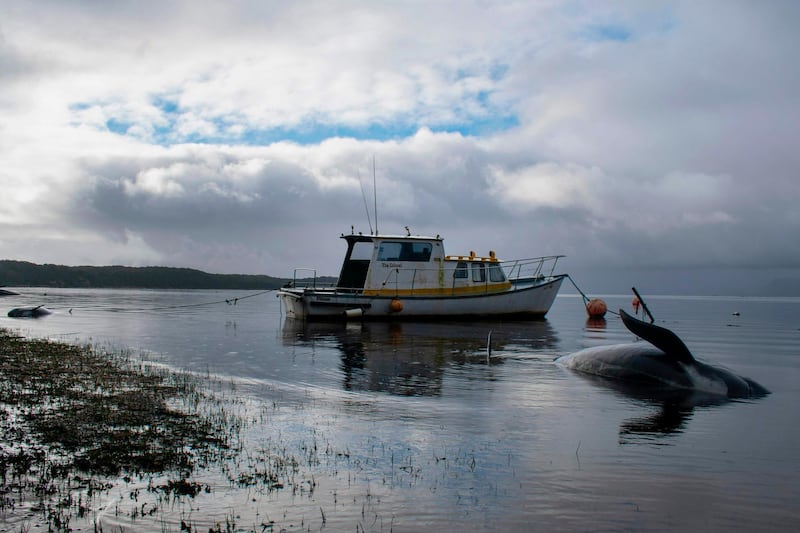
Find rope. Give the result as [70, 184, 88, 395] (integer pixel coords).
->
[43, 289, 276, 314]
[147, 289, 275, 311]
[564, 274, 620, 317]
[564, 274, 591, 304]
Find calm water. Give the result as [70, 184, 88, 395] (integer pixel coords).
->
[1, 288, 799, 531]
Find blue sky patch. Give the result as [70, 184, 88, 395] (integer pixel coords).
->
[146, 113, 520, 146]
[82, 81, 520, 146]
[106, 118, 132, 135]
[581, 23, 633, 42]
[91, 95, 521, 145]
[153, 97, 179, 115]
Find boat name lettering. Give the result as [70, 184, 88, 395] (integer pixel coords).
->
[382, 262, 402, 268]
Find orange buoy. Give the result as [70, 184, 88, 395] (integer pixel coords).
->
[586, 298, 607, 319]
[632, 296, 641, 314]
[389, 299, 404, 313]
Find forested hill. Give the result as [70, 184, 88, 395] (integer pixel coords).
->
[0, 260, 293, 289]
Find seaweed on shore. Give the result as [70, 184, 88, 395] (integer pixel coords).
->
[0, 328, 241, 529]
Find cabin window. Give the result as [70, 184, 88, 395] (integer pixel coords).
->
[488, 263, 506, 282]
[377, 241, 433, 262]
[350, 241, 374, 260]
[454, 261, 468, 279]
[472, 262, 486, 282]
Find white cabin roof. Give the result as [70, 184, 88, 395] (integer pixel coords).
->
[341, 233, 443, 242]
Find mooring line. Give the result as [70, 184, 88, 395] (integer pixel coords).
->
[564, 274, 620, 317]
[564, 274, 591, 304]
[40, 289, 276, 314]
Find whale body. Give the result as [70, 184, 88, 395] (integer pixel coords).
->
[557, 309, 768, 399]
[7, 305, 52, 318]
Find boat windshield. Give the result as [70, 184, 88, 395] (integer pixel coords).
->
[350, 241, 373, 260]
[377, 241, 432, 262]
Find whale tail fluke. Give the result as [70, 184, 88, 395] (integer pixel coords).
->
[619, 309, 696, 364]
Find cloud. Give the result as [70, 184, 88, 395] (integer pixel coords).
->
[0, 0, 799, 292]
[488, 163, 600, 210]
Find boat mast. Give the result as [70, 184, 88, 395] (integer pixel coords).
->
[358, 170, 374, 235]
[373, 155, 378, 236]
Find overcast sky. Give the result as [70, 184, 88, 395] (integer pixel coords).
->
[1, 1, 798, 294]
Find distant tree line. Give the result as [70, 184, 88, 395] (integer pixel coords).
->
[0, 260, 322, 290]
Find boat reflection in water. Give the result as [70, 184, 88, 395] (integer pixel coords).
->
[281, 318, 559, 396]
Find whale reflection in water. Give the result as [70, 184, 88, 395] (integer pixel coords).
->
[573, 372, 737, 444]
[282, 319, 559, 396]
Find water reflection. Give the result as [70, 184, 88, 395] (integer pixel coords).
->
[585, 317, 607, 330]
[282, 319, 559, 396]
[574, 373, 729, 444]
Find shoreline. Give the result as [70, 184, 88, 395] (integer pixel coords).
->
[0, 329, 242, 531]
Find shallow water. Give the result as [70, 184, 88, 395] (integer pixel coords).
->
[1, 289, 799, 531]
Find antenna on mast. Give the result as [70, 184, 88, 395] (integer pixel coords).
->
[357, 170, 374, 235]
[372, 155, 378, 236]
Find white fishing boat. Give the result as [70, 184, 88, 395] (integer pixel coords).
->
[277, 229, 565, 319]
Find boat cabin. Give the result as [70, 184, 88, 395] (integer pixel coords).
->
[336, 233, 510, 296]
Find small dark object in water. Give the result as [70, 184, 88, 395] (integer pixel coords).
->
[8, 305, 52, 318]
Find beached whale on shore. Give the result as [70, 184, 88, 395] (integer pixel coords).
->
[557, 309, 768, 399]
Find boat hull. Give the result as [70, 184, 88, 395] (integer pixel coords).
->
[278, 275, 564, 320]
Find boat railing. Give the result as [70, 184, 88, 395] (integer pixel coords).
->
[288, 268, 322, 290]
[502, 255, 564, 282]
[363, 254, 565, 295]
[288, 255, 564, 295]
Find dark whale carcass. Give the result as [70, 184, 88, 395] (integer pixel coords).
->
[7, 305, 52, 318]
[557, 309, 768, 399]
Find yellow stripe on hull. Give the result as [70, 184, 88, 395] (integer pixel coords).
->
[362, 282, 512, 297]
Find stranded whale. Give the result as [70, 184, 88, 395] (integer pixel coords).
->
[557, 309, 768, 399]
[7, 305, 52, 318]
